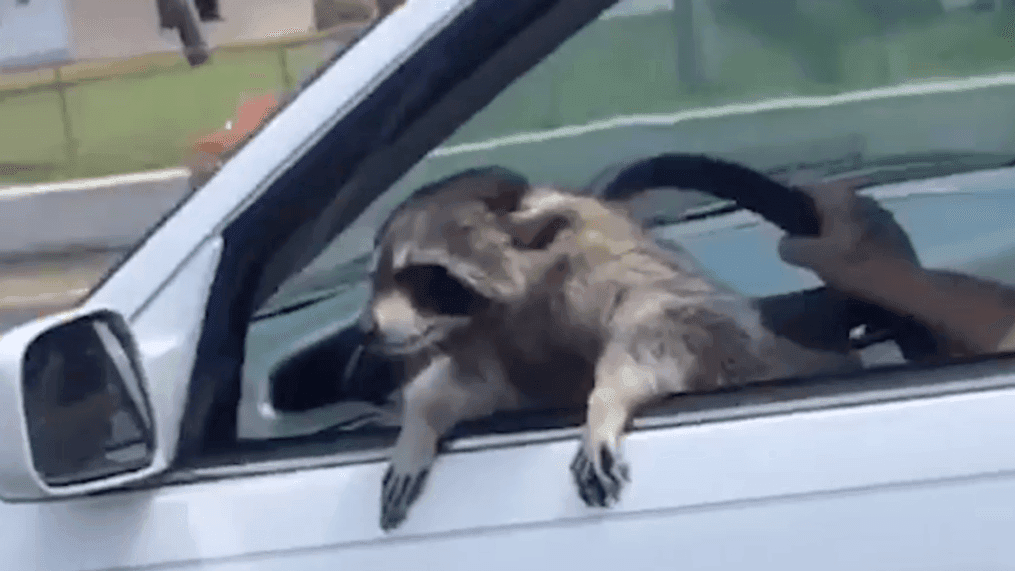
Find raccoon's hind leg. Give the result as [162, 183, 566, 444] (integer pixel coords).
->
[382, 351, 518, 531]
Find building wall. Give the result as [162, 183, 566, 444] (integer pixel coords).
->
[64, 0, 315, 62]
[0, 0, 73, 68]
[62, 0, 176, 61]
[206, 0, 315, 43]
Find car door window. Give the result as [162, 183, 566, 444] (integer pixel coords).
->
[176, 0, 1015, 466]
[0, 1, 377, 335]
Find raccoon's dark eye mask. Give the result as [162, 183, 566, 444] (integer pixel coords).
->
[394, 264, 492, 316]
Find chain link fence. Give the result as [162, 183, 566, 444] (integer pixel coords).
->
[0, 22, 368, 185]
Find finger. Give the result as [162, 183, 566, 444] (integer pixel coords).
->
[597, 445, 624, 493]
[383, 472, 407, 509]
[404, 469, 429, 511]
[777, 235, 823, 268]
[832, 175, 870, 191]
[388, 475, 412, 513]
[798, 176, 869, 214]
[802, 175, 869, 195]
[598, 445, 616, 481]
[571, 448, 606, 507]
[814, 179, 876, 245]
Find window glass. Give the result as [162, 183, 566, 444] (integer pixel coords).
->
[0, 0, 387, 333]
[245, 0, 1015, 442]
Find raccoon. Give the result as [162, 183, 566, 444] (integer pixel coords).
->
[355, 160, 861, 530]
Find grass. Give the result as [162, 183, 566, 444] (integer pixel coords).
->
[0, 36, 339, 185]
[65, 50, 286, 179]
[3, 8, 1015, 185]
[0, 90, 67, 176]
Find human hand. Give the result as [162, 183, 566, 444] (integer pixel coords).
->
[777, 177, 921, 296]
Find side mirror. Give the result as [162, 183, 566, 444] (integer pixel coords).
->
[0, 308, 161, 501]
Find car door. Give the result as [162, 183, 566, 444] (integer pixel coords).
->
[5, 1, 1015, 570]
[0, 0, 621, 569]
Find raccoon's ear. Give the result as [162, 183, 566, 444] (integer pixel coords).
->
[481, 179, 528, 213]
[508, 213, 571, 250]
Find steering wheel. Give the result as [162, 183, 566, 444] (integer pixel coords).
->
[584, 153, 940, 362]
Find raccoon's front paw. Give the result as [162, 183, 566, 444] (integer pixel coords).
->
[380, 463, 430, 531]
[569, 436, 630, 508]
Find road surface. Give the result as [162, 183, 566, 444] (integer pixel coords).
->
[0, 250, 124, 333]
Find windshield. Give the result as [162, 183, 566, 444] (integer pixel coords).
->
[259, 0, 1015, 315]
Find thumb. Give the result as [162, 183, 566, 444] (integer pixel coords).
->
[777, 234, 823, 269]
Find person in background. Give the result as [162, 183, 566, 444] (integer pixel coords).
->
[779, 178, 1015, 358]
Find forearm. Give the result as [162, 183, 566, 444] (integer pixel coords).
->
[923, 269, 1015, 354]
[846, 263, 1015, 356]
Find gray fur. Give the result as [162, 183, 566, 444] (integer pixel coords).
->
[500, 186, 860, 506]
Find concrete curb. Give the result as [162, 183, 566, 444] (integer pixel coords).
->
[0, 167, 192, 259]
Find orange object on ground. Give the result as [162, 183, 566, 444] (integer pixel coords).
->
[192, 92, 281, 156]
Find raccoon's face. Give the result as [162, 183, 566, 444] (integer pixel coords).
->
[361, 175, 583, 357]
[367, 263, 493, 356]
[365, 194, 521, 356]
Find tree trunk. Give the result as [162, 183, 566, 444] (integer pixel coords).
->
[155, 0, 209, 67]
[694, 0, 723, 82]
[673, 0, 705, 92]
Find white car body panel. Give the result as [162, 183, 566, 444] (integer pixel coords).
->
[5, 375, 1015, 569]
[129, 236, 224, 467]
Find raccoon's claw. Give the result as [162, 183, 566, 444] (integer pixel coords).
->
[569, 440, 630, 508]
[380, 464, 430, 531]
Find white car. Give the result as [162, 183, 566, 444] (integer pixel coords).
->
[3, 1, 1015, 569]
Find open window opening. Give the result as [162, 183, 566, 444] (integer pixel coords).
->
[174, 0, 1015, 474]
